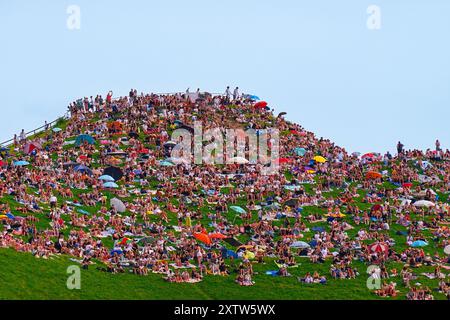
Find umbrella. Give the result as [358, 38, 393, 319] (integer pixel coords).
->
[243, 251, 255, 260]
[362, 153, 379, 160]
[99, 175, 115, 182]
[411, 240, 428, 247]
[163, 141, 177, 148]
[118, 237, 132, 246]
[402, 183, 413, 188]
[277, 158, 291, 164]
[77, 209, 90, 215]
[159, 160, 175, 167]
[248, 95, 260, 101]
[228, 156, 249, 164]
[52, 127, 62, 132]
[0, 160, 7, 167]
[23, 142, 41, 155]
[230, 206, 246, 214]
[103, 182, 119, 189]
[136, 237, 157, 246]
[74, 165, 92, 175]
[254, 101, 268, 109]
[370, 243, 388, 253]
[178, 124, 195, 134]
[284, 198, 298, 207]
[103, 166, 124, 181]
[110, 198, 126, 213]
[293, 147, 307, 156]
[14, 160, 30, 166]
[277, 112, 287, 118]
[63, 162, 79, 169]
[194, 233, 211, 245]
[366, 171, 382, 180]
[209, 233, 227, 240]
[313, 156, 327, 163]
[75, 134, 95, 146]
[166, 157, 190, 165]
[413, 200, 435, 208]
[290, 241, 310, 249]
[444, 245, 450, 255]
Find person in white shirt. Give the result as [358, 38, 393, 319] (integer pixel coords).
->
[233, 87, 239, 100]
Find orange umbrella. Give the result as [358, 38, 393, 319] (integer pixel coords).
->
[366, 171, 382, 180]
[209, 233, 227, 240]
[194, 232, 211, 245]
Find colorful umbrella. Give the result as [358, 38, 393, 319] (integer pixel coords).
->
[230, 206, 246, 214]
[194, 232, 211, 245]
[366, 171, 382, 180]
[99, 175, 115, 182]
[254, 101, 268, 109]
[103, 182, 119, 189]
[313, 156, 327, 163]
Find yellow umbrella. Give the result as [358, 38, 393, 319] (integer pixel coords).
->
[243, 251, 255, 260]
[313, 156, 327, 163]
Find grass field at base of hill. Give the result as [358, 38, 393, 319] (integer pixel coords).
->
[0, 248, 447, 300]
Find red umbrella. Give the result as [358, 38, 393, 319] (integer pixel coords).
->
[362, 153, 375, 159]
[78, 155, 88, 161]
[277, 158, 291, 164]
[402, 183, 413, 188]
[254, 101, 268, 109]
[138, 148, 149, 154]
[194, 232, 211, 245]
[369, 243, 388, 253]
[0, 160, 6, 167]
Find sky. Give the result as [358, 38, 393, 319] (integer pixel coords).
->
[0, 0, 449, 154]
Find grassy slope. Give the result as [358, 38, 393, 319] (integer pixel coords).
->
[1, 115, 448, 300]
[0, 247, 446, 300]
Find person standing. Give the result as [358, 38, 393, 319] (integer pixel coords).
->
[435, 139, 441, 152]
[224, 86, 231, 103]
[233, 87, 240, 100]
[19, 129, 26, 143]
[397, 141, 404, 155]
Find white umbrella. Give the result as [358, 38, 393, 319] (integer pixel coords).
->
[228, 156, 249, 164]
[290, 241, 310, 249]
[110, 198, 126, 213]
[413, 200, 435, 208]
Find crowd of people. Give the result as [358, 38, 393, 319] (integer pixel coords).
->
[1, 88, 450, 299]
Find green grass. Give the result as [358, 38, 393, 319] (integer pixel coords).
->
[0, 247, 447, 300]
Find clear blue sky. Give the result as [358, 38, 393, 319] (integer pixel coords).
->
[1, 0, 449, 154]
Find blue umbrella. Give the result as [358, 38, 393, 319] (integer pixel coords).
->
[230, 206, 246, 214]
[75, 134, 95, 146]
[110, 249, 123, 256]
[293, 147, 307, 156]
[14, 160, 30, 166]
[249, 95, 260, 101]
[159, 160, 175, 167]
[103, 182, 119, 188]
[411, 240, 428, 247]
[99, 175, 115, 182]
[74, 165, 92, 175]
